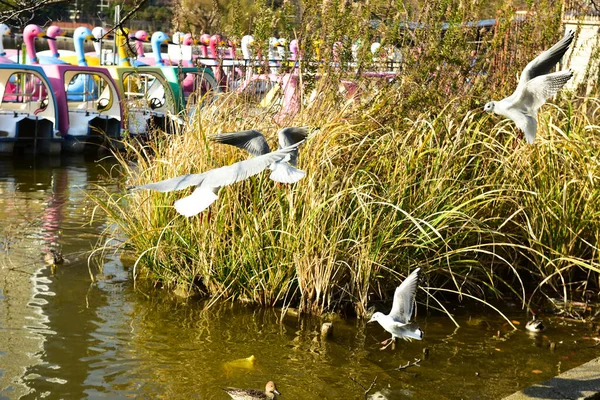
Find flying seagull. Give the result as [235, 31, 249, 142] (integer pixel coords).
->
[483, 31, 574, 144]
[211, 127, 309, 184]
[134, 142, 304, 217]
[368, 268, 423, 350]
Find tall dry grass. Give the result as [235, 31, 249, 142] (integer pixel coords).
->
[91, 85, 600, 318]
[90, 0, 600, 319]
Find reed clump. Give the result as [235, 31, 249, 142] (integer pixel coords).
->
[91, 0, 600, 318]
[92, 92, 600, 318]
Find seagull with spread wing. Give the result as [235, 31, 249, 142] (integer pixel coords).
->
[483, 31, 574, 144]
[134, 141, 305, 217]
[368, 268, 423, 350]
[210, 127, 309, 184]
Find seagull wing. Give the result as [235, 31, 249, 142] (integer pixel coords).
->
[521, 70, 574, 112]
[277, 127, 309, 166]
[388, 322, 424, 341]
[508, 70, 572, 144]
[200, 144, 300, 189]
[210, 129, 271, 157]
[173, 186, 219, 217]
[135, 173, 207, 192]
[389, 268, 420, 323]
[511, 31, 574, 99]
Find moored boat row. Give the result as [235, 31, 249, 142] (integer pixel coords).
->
[0, 24, 220, 155]
[0, 22, 402, 155]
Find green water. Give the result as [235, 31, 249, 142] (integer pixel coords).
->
[0, 156, 598, 399]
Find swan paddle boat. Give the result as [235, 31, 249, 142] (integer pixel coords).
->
[106, 66, 178, 136]
[0, 64, 60, 154]
[41, 64, 123, 153]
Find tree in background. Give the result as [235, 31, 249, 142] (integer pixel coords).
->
[171, 0, 300, 44]
[0, 0, 69, 27]
[171, 0, 226, 34]
[106, 0, 173, 32]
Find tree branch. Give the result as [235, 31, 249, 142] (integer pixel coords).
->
[396, 358, 421, 370]
[0, 0, 69, 24]
[102, 0, 151, 37]
[349, 375, 378, 399]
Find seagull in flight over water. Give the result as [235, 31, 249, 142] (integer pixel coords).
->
[368, 267, 423, 350]
[133, 141, 305, 217]
[483, 31, 574, 144]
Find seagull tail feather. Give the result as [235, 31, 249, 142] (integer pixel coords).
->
[398, 323, 424, 341]
[269, 162, 306, 184]
[523, 116, 537, 145]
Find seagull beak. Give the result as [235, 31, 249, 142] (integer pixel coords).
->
[274, 390, 281, 395]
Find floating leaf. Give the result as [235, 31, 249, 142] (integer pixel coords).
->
[532, 370, 543, 374]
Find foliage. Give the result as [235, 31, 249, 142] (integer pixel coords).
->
[91, 0, 600, 320]
[0, 0, 69, 26]
[106, 1, 173, 32]
[171, 0, 228, 34]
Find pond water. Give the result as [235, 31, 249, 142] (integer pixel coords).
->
[0, 156, 599, 399]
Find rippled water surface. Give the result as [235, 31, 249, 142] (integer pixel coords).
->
[0, 156, 599, 400]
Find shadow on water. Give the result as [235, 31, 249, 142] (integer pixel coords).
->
[520, 376, 600, 399]
[0, 156, 599, 399]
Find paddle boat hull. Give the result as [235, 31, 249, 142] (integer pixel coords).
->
[0, 64, 61, 155]
[41, 64, 123, 153]
[106, 66, 178, 137]
[157, 66, 220, 113]
[236, 69, 300, 123]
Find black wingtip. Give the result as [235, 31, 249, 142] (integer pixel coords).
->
[564, 30, 575, 46]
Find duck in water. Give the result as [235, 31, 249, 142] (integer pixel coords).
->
[222, 381, 280, 400]
[526, 314, 546, 333]
[44, 249, 64, 274]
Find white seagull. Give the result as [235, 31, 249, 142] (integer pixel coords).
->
[483, 31, 574, 144]
[211, 127, 309, 184]
[134, 141, 304, 217]
[368, 268, 423, 350]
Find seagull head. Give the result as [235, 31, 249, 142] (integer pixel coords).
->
[483, 101, 496, 113]
[368, 312, 384, 323]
